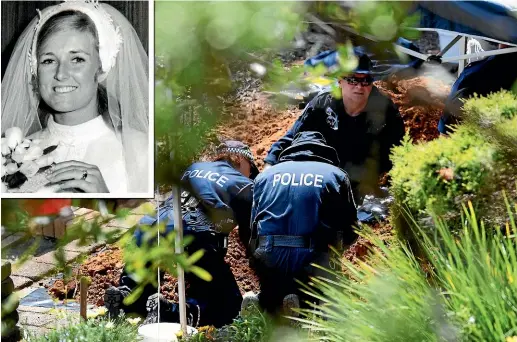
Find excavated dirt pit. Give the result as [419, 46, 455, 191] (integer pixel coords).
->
[50, 74, 449, 307]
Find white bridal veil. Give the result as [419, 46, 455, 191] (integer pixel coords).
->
[1, 0, 149, 194]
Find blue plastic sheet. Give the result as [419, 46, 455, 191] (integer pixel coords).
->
[414, 1, 517, 44]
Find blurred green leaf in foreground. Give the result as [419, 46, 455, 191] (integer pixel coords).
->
[154, 1, 308, 186]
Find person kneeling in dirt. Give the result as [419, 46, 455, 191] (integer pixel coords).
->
[244, 131, 358, 316]
[104, 141, 258, 328]
[263, 50, 405, 204]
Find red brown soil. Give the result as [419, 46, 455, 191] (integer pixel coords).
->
[52, 75, 448, 306]
[48, 247, 124, 306]
[375, 76, 450, 142]
[224, 228, 260, 294]
[343, 221, 394, 263]
[217, 92, 300, 171]
[48, 279, 77, 300]
[50, 230, 259, 306]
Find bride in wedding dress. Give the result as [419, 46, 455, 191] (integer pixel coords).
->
[1, 1, 150, 195]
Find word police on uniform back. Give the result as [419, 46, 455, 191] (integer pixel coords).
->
[182, 169, 229, 187]
[272, 173, 324, 188]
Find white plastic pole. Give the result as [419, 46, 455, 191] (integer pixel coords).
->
[394, 43, 517, 64]
[442, 46, 517, 63]
[172, 186, 188, 335]
[393, 44, 430, 61]
[457, 36, 466, 75]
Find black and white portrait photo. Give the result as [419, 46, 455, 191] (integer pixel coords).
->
[1, 0, 152, 198]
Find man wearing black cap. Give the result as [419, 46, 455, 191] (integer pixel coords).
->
[104, 140, 258, 328]
[244, 131, 358, 316]
[264, 49, 405, 203]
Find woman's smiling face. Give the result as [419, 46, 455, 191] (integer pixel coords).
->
[37, 29, 100, 114]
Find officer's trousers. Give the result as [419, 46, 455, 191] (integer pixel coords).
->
[119, 229, 242, 327]
[253, 251, 332, 315]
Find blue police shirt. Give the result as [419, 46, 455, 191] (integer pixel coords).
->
[251, 160, 357, 272]
[181, 161, 253, 227]
[135, 161, 253, 247]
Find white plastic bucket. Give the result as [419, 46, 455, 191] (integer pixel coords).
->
[138, 323, 197, 342]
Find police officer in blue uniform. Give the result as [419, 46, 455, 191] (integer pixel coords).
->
[248, 131, 357, 315]
[104, 141, 258, 328]
[264, 50, 405, 203]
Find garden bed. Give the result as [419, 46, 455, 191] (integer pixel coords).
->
[49, 73, 449, 307]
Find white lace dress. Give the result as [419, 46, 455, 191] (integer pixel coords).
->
[26, 115, 129, 193]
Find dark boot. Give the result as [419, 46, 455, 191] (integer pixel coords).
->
[143, 293, 177, 325]
[104, 285, 132, 318]
[144, 293, 201, 327]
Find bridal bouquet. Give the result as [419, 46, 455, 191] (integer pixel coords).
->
[1, 127, 58, 193]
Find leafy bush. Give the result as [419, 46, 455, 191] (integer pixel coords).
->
[297, 200, 517, 342]
[154, 2, 307, 184]
[461, 90, 517, 156]
[23, 315, 140, 342]
[389, 91, 517, 242]
[390, 126, 501, 217]
[462, 90, 517, 125]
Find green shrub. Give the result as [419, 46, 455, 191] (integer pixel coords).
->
[297, 199, 517, 342]
[23, 315, 140, 342]
[389, 91, 517, 242]
[217, 307, 274, 342]
[461, 90, 517, 157]
[462, 90, 517, 124]
[390, 126, 500, 217]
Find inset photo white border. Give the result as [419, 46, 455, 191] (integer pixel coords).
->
[1, 0, 154, 199]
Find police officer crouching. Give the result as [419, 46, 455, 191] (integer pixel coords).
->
[104, 140, 258, 328]
[245, 131, 358, 317]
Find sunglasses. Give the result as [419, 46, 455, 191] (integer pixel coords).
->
[343, 76, 373, 87]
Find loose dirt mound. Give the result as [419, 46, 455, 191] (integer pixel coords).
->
[218, 93, 300, 170]
[376, 76, 450, 142]
[53, 229, 260, 307]
[53, 75, 448, 307]
[225, 228, 260, 294]
[344, 221, 394, 263]
[48, 247, 124, 306]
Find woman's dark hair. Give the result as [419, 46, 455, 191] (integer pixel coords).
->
[34, 11, 120, 130]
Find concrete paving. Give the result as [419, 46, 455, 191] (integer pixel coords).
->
[1, 203, 148, 340]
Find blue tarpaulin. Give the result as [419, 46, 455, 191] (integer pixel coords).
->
[304, 39, 423, 79]
[304, 1, 517, 77]
[414, 1, 517, 45]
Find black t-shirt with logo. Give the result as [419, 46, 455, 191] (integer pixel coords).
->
[264, 89, 405, 193]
